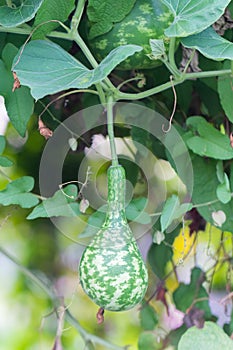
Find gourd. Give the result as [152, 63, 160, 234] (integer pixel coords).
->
[85, 0, 173, 70]
[79, 165, 148, 311]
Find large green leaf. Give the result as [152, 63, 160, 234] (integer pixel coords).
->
[173, 268, 211, 317]
[178, 321, 233, 350]
[27, 185, 80, 219]
[191, 155, 233, 233]
[162, 0, 231, 37]
[148, 242, 173, 279]
[87, 0, 136, 39]
[0, 176, 39, 208]
[218, 61, 233, 123]
[0, 0, 44, 27]
[33, 0, 75, 39]
[140, 303, 158, 331]
[181, 27, 233, 61]
[185, 116, 233, 160]
[0, 156, 13, 167]
[13, 40, 142, 99]
[0, 43, 34, 136]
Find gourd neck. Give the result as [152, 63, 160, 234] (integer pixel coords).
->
[107, 165, 126, 214]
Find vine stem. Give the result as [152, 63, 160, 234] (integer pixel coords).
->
[167, 37, 180, 78]
[70, 0, 86, 33]
[106, 96, 118, 166]
[0, 246, 127, 350]
[0, 24, 70, 39]
[149, 195, 232, 218]
[116, 69, 231, 101]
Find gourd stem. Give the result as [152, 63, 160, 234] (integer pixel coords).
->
[168, 37, 180, 78]
[106, 96, 118, 166]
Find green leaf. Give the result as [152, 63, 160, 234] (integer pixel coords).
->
[218, 61, 233, 123]
[216, 173, 231, 204]
[33, 0, 75, 39]
[216, 161, 224, 183]
[149, 39, 166, 60]
[192, 155, 233, 233]
[173, 268, 211, 317]
[185, 116, 233, 160]
[126, 197, 151, 224]
[162, 0, 231, 37]
[0, 43, 34, 136]
[0, 176, 39, 208]
[173, 203, 193, 219]
[160, 195, 179, 232]
[0, 155, 13, 167]
[140, 304, 158, 330]
[0, 0, 44, 27]
[181, 27, 233, 60]
[13, 40, 142, 100]
[138, 332, 162, 350]
[148, 242, 173, 279]
[0, 135, 5, 153]
[79, 209, 106, 238]
[87, 0, 136, 39]
[27, 185, 80, 219]
[178, 321, 233, 350]
[224, 309, 233, 336]
[0, 135, 13, 167]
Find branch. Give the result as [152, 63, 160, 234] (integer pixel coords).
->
[116, 69, 231, 101]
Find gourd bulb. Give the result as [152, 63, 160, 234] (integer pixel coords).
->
[79, 165, 148, 311]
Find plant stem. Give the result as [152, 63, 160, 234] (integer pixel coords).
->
[116, 69, 231, 101]
[0, 169, 12, 181]
[0, 25, 71, 39]
[106, 95, 118, 166]
[117, 77, 184, 100]
[70, 0, 86, 33]
[167, 37, 180, 78]
[185, 69, 231, 79]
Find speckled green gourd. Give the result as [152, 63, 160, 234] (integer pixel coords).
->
[79, 165, 148, 311]
[86, 0, 173, 70]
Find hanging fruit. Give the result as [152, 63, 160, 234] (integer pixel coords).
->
[79, 165, 148, 311]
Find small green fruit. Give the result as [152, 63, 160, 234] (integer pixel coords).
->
[79, 165, 148, 311]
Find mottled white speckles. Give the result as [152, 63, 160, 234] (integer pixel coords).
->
[95, 39, 108, 50]
[107, 250, 128, 266]
[139, 4, 153, 14]
[109, 272, 131, 287]
[92, 255, 105, 266]
[131, 279, 146, 298]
